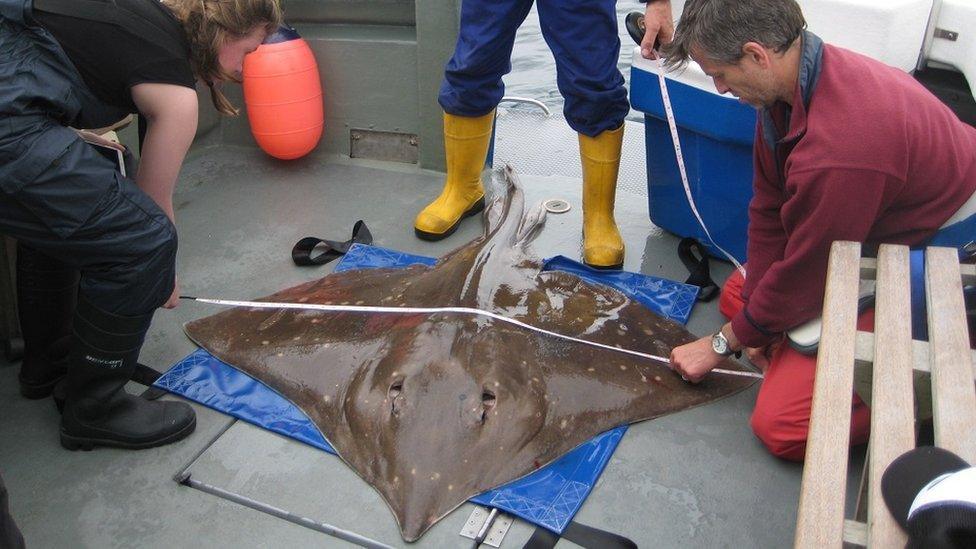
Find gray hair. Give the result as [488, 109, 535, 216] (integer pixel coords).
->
[662, 0, 806, 71]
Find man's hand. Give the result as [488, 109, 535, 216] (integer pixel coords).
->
[162, 275, 180, 309]
[641, 0, 674, 59]
[669, 335, 724, 383]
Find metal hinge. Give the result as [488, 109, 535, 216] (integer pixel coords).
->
[460, 506, 513, 547]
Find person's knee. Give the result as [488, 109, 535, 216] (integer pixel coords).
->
[719, 269, 746, 319]
[750, 408, 808, 462]
[85, 218, 177, 315]
[150, 218, 177, 269]
[141, 219, 178, 306]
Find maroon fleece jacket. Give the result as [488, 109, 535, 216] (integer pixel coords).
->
[730, 41, 976, 348]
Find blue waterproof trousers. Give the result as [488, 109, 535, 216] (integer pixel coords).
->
[0, 0, 176, 316]
[438, 0, 629, 137]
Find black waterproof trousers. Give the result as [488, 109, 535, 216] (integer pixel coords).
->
[0, 472, 25, 549]
[0, 0, 175, 316]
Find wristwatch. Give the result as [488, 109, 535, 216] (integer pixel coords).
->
[711, 331, 735, 357]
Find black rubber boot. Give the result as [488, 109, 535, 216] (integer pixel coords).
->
[52, 360, 164, 415]
[60, 295, 195, 451]
[0, 472, 25, 549]
[16, 243, 79, 399]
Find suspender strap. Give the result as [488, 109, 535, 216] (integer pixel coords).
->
[522, 521, 637, 549]
[34, 0, 122, 21]
[32, 0, 186, 60]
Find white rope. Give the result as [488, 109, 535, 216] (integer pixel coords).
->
[656, 59, 747, 278]
[189, 297, 762, 379]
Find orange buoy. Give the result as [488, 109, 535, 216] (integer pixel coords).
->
[243, 26, 324, 160]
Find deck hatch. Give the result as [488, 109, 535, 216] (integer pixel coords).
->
[350, 128, 419, 164]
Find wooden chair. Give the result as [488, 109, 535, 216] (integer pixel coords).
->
[795, 241, 976, 548]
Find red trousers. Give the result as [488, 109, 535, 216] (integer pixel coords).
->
[720, 270, 872, 461]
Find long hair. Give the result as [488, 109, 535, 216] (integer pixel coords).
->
[162, 0, 283, 115]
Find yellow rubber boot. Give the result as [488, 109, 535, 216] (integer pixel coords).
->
[414, 111, 495, 240]
[579, 125, 625, 269]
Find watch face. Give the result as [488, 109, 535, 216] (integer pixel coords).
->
[712, 333, 729, 355]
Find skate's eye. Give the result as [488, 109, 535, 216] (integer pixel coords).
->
[480, 389, 496, 424]
[389, 380, 404, 417]
[388, 380, 403, 399]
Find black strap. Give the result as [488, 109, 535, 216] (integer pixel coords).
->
[678, 237, 719, 302]
[131, 362, 162, 385]
[132, 362, 167, 400]
[291, 220, 373, 266]
[32, 0, 186, 60]
[523, 521, 637, 549]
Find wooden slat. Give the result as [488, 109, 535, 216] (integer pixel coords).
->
[853, 333, 976, 422]
[926, 247, 976, 462]
[843, 519, 868, 547]
[795, 241, 862, 549]
[961, 263, 975, 286]
[854, 332, 976, 376]
[866, 245, 913, 548]
[859, 257, 878, 281]
[863, 255, 973, 284]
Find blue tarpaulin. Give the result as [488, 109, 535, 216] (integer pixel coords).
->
[156, 244, 698, 534]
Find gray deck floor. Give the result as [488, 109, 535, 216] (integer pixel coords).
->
[1, 139, 864, 547]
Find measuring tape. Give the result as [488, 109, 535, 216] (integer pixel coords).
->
[655, 59, 747, 278]
[183, 296, 762, 380]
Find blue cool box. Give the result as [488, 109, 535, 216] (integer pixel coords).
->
[156, 244, 699, 534]
[630, 52, 756, 263]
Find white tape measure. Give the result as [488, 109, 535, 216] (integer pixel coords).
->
[185, 296, 762, 379]
[655, 59, 747, 278]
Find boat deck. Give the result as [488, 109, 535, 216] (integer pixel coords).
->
[0, 116, 865, 547]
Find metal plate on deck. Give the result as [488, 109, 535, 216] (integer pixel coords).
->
[544, 198, 571, 214]
[460, 507, 513, 548]
[350, 129, 419, 164]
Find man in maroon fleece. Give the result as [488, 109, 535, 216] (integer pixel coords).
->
[664, 0, 976, 461]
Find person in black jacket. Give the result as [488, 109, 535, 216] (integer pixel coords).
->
[0, 0, 282, 450]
